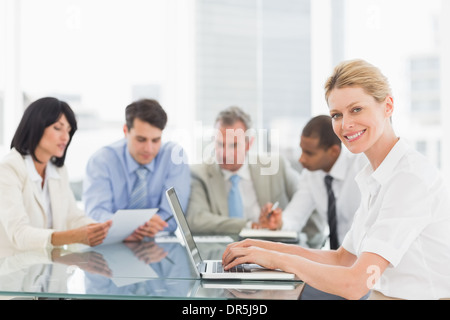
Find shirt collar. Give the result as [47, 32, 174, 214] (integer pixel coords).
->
[24, 155, 60, 183]
[355, 138, 407, 189]
[371, 138, 406, 185]
[46, 161, 60, 179]
[327, 148, 351, 181]
[221, 162, 251, 181]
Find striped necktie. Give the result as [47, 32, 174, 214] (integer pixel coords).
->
[228, 175, 243, 218]
[129, 166, 149, 209]
[324, 175, 339, 249]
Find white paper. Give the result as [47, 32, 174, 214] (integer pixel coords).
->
[102, 208, 158, 245]
[238, 228, 298, 239]
[193, 236, 234, 243]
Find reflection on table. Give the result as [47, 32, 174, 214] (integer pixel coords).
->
[0, 232, 334, 300]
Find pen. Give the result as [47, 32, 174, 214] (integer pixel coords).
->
[267, 201, 279, 219]
[164, 215, 174, 223]
[165, 254, 175, 265]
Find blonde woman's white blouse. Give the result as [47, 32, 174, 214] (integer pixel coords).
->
[342, 138, 450, 299]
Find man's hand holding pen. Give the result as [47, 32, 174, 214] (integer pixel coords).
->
[254, 201, 283, 230]
[266, 201, 279, 220]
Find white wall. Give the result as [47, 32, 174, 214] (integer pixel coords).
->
[441, 0, 450, 181]
[1, 0, 23, 157]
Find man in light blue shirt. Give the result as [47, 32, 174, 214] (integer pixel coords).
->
[83, 99, 190, 238]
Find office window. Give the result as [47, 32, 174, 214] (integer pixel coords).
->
[0, 3, 4, 149]
[195, 0, 311, 167]
[341, 0, 445, 163]
[0, 0, 448, 182]
[4, 0, 195, 182]
[0, 0, 16, 154]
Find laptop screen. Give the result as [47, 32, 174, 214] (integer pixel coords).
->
[166, 187, 203, 268]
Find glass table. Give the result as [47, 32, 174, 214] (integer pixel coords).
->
[0, 233, 316, 300]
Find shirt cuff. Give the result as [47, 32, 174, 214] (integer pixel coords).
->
[46, 230, 55, 248]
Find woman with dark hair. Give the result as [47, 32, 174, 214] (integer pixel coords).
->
[0, 97, 111, 254]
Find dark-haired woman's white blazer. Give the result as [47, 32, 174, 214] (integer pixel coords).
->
[0, 149, 95, 256]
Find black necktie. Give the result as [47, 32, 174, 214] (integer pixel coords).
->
[324, 175, 339, 250]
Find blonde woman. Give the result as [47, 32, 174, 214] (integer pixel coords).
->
[222, 60, 450, 300]
[0, 97, 111, 255]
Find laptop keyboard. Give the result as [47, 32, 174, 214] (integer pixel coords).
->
[213, 261, 248, 273]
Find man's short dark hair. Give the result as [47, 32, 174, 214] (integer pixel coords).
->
[125, 99, 168, 130]
[302, 115, 341, 150]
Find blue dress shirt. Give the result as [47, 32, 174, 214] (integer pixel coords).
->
[82, 139, 191, 232]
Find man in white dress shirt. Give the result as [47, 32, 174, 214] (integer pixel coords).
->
[265, 115, 367, 248]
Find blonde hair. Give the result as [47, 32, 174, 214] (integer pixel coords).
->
[324, 59, 392, 103]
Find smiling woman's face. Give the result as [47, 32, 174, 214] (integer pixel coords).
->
[327, 86, 393, 156]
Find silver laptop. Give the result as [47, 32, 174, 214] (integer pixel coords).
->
[165, 187, 296, 280]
